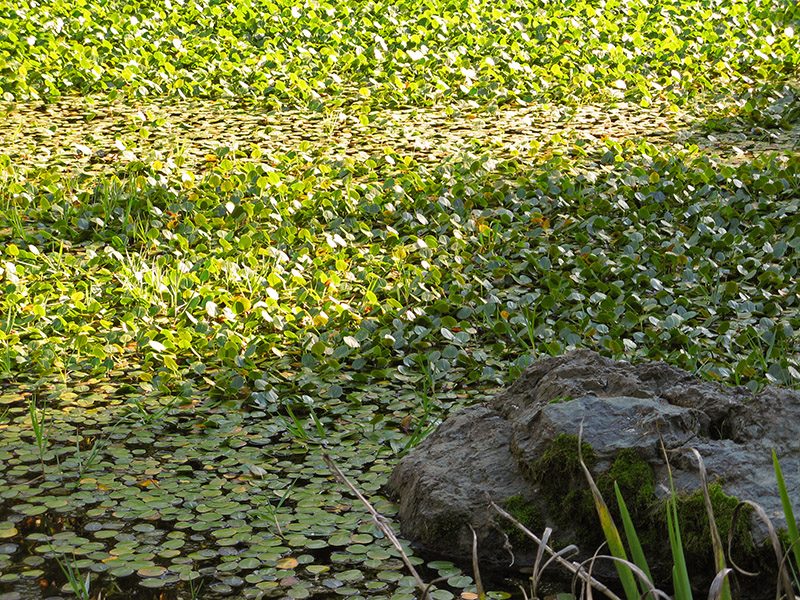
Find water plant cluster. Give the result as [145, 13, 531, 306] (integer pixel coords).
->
[0, 0, 799, 597]
[2, 0, 797, 109]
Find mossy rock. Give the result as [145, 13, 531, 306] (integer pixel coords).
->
[526, 434, 602, 546]
[501, 494, 545, 553]
[533, 433, 598, 478]
[596, 448, 655, 517]
[389, 350, 800, 599]
[596, 448, 659, 547]
[674, 483, 756, 577]
[518, 434, 761, 584]
[528, 433, 596, 508]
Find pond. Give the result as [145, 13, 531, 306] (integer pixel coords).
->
[0, 373, 522, 600]
[2, 79, 798, 600]
[2, 0, 800, 596]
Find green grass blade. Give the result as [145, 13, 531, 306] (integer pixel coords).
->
[614, 481, 653, 589]
[662, 443, 692, 600]
[687, 448, 729, 600]
[578, 425, 639, 600]
[772, 449, 800, 577]
[666, 497, 692, 600]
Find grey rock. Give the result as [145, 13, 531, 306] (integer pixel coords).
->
[385, 349, 800, 593]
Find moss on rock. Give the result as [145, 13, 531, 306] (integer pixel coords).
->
[522, 434, 759, 582]
[529, 433, 596, 508]
[674, 483, 756, 574]
[597, 448, 655, 513]
[535, 434, 598, 476]
[596, 448, 657, 545]
[427, 509, 467, 543]
[528, 434, 601, 544]
[502, 494, 545, 552]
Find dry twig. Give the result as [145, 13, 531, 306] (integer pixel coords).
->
[322, 451, 431, 599]
[489, 500, 624, 600]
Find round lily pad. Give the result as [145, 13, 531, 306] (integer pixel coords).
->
[336, 569, 364, 583]
[328, 533, 350, 546]
[276, 557, 298, 569]
[367, 548, 391, 560]
[137, 566, 167, 577]
[20, 569, 43, 579]
[447, 575, 473, 587]
[18, 505, 47, 517]
[377, 570, 403, 583]
[306, 564, 329, 575]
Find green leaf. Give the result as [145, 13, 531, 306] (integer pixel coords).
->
[614, 482, 653, 593]
[148, 340, 167, 352]
[663, 450, 692, 600]
[773, 450, 800, 577]
[578, 429, 639, 600]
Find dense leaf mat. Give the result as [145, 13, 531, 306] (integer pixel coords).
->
[1, 0, 798, 109]
[0, 0, 799, 598]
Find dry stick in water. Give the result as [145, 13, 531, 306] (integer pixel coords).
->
[489, 501, 624, 600]
[321, 451, 430, 599]
[469, 525, 486, 599]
